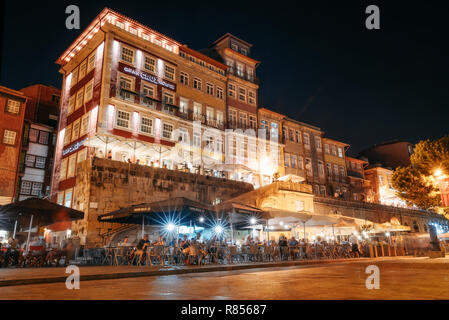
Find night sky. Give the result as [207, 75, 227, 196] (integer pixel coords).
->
[0, 1, 448, 156]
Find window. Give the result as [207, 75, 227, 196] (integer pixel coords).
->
[303, 133, 310, 148]
[239, 112, 247, 126]
[140, 117, 153, 134]
[326, 163, 332, 179]
[289, 129, 295, 142]
[193, 102, 202, 116]
[315, 136, 322, 151]
[162, 123, 174, 139]
[75, 89, 84, 110]
[38, 131, 49, 145]
[128, 26, 137, 35]
[3, 130, 16, 145]
[228, 84, 236, 97]
[180, 72, 189, 85]
[165, 44, 173, 52]
[6, 100, 20, 114]
[68, 96, 76, 115]
[29, 128, 39, 143]
[144, 56, 156, 73]
[59, 158, 68, 181]
[324, 144, 330, 154]
[115, 21, 125, 29]
[339, 166, 346, 178]
[216, 87, 223, 99]
[229, 109, 237, 124]
[79, 60, 87, 79]
[64, 189, 73, 208]
[296, 131, 301, 144]
[333, 164, 339, 179]
[57, 192, 64, 205]
[193, 132, 201, 147]
[84, 79, 94, 102]
[305, 158, 312, 176]
[320, 186, 326, 196]
[236, 63, 244, 77]
[318, 161, 325, 177]
[193, 78, 202, 90]
[206, 107, 214, 121]
[116, 110, 130, 128]
[77, 148, 87, 164]
[217, 111, 224, 125]
[331, 145, 337, 156]
[80, 113, 90, 136]
[87, 51, 96, 72]
[248, 91, 256, 105]
[249, 115, 257, 129]
[238, 88, 246, 102]
[153, 38, 162, 46]
[25, 155, 35, 167]
[206, 83, 214, 95]
[178, 127, 189, 144]
[247, 68, 254, 81]
[20, 181, 32, 195]
[231, 43, 238, 51]
[121, 46, 134, 64]
[164, 65, 175, 80]
[71, 68, 79, 87]
[63, 124, 72, 146]
[179, 98, 188, 113]
[314, 185, 320, 195]
[71, 119, 80, 142]
[298, 156, 304, 169]
[163, 92, 174, 105]
[67, 154, 77, 178]
[226, 59, 234, 73]
[291, 155, 297, 169]
[284, 153, 290, 167]
[31, 182, 42, 196]
[216, 137, 223, 153]
[338, 147, 343, 158]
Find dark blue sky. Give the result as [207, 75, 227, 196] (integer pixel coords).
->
[1, 0, 448, 155]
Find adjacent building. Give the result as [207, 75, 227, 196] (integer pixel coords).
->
[0, 86, 27, 205]
[345, 156, 372, 202]
[364, 164, 407, 207]
[359, 140, 414, 169]
[17, 84, 60, 201]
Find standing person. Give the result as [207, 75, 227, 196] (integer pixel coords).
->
[349, 233, 360, 258]
[279, 234, 288, 261]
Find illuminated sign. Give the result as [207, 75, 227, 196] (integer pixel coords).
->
[122, 66, 176, 91]
[134, 207, 151, 212]
[62, 139, 87, 156]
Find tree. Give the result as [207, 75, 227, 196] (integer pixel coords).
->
[391, 136, 449, 210]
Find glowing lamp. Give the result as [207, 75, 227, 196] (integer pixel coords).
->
[214, 225, 223, 234]
[199, 217, 205, 223]
[250, 218, 257, 225]
[166, 223, 176, 232]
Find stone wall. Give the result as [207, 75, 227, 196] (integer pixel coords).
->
[313, 196, 445, 233]
[72, 157, 254, 247]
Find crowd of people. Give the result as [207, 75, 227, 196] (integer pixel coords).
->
[0, 236, 79, 268]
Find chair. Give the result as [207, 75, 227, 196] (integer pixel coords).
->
[102, 247, 114, 265]
[152, 245, 165, 266]
[114, 247, 128, 266]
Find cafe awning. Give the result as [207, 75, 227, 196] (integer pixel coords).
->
[262, 207, 312, 223]
[98, 197, 214, 225]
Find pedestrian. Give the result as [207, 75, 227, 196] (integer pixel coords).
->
[349, 233, 360, 258]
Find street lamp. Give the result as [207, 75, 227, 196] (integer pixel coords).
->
[250, 217, 257, 225]
[166, 223, 176, 232]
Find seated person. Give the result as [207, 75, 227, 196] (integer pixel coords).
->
[135, 235, 150, 263]
[118, 236, 132, 247]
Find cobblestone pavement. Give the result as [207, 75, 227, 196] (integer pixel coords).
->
[1, 257, 449, 299]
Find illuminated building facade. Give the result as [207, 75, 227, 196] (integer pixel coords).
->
[0, 86, 27, 204]
[322, 138, 350, 198]
[51, 8, 278, 209]
[364, 165, 407, 207]
[345, 156, 372, 202]
[281, 118, 327, 196]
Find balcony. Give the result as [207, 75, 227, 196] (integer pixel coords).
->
[226, 69, 259, 84]
[347, 170, 364, 179]
[117, 88, 137, 103]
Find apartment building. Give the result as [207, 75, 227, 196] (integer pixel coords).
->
[0, 86, 27, 204]
[17, 84, 60, 201]
[345, 156, 372, 202]
[364, 165, 407, 207]
[322, 138, 349, 198]
[281, 118, 326, 195]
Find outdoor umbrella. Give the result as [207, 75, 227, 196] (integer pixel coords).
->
[0, 197, 84, 251]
